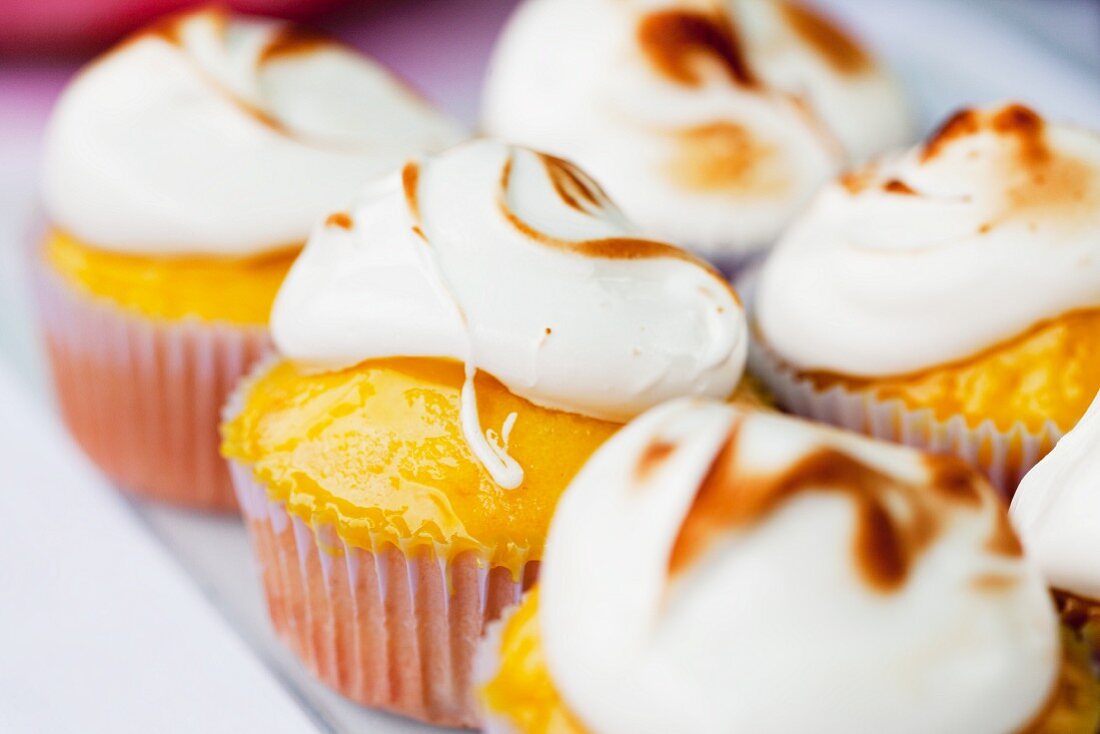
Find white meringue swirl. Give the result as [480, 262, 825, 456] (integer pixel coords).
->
[271, 140, 747, 486]
[41, 8, 465, 256]
[1012, 389, 1100, 601]
[755, 103, 1100, 376]
[482, 0, 910, 257]
[539, 399, 1059, 734]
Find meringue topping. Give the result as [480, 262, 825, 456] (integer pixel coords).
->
[271, 140, 747, 486]
[755, 103, 1100, 377]
[1012, 389, 1100, 601]
[539, 399, 1059, 734]
[482, 0, 910, 257]
[41, 8, 465, 257]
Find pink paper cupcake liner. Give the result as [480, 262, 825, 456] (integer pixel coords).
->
[230, 461, 538, 728]
[33, 263, 270, 511]
[749, 343, 1064, 499]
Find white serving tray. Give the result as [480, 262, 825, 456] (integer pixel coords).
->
[0, 1, 1097, 731]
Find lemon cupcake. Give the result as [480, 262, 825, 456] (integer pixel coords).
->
[35, 8, 464, 510]
[220, 139, 752, 726]
[477, 399, 1100, 733]
[751, 103, 1100, 495]
[1013, 389, 1100, 659]
[482, 0, 911, 268]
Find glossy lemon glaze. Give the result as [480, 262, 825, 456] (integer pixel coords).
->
[801, 310, 1100, 432]
[221, 358, 621, 572]
[43, 229, 297, 324]
[480, 592, 1100, 734]
[481, 589, 586, 734]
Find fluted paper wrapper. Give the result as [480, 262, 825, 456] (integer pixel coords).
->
[230, 462, 538, 728]
[749, 344, 1064, 498]
[34, 265, 270, 511]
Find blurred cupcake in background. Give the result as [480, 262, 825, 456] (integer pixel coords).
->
[751, 103, 1100, 495]
[1013, 389, 1100, 659]
[482, 0, 911, 269]
[221, 140, 753, 726]
[35, 8, 464, 510]
[477, 399, 1100, 734]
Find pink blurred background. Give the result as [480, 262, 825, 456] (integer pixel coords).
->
[0, 0, 348, 56]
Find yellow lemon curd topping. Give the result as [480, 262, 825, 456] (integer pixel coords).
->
[800, 310, 1100, 433]
[480, 592, 1100, 734]
[221, 358, 620, 572]
[43, 229, 297, 324]
[481, 589, 587, 734]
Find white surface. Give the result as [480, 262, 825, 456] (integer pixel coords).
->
[0, 360, 320, 734]
[0, 1, 1097, 733]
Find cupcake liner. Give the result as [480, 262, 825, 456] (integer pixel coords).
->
[230, 462, 538, 728]
[749, 342, 1064, 498]
[33, 262, 270, 511]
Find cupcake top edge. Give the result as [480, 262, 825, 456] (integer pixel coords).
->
[754, 102, 1100, 377]
[1011, 388, 1100, 602]
[40, 7, 466, 258]
[536, 398, 1060, 734]
[481, 0, 912, 257]
[269, 139, 748, 486]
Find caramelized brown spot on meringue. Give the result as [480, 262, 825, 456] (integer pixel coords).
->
[925, 105, 1050, 167]
[539, 154, 607, 212]
[668, 122, 786, 194]
[258, 25, 333, 64]
[668, 428, 999, 592]
[883, 178, 916, 195]
[325, 212, 353, 229]
[780, 1, 869, 74]
[970, 573, 1019, 592]
[992, 103, 1049, 165]
[145, 7, 227, 45]
[924, 454, 982, 505]
[496, 152, 741, 304]
[638, 10, 754, 87]
[921, 108, 982, 162]
[986, 508, 1024, 558]
[402, 162, 422, 228]
[498, 152, 727, 275]
[636, 440, 678, 481]
[667, 425, 741, 576]
[840, 166, 875, 194]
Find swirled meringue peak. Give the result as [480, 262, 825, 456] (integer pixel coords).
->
[41, 8, 465, 257]
[271, 140, 747, 487]
[1012, 389, 1100, 601]
[755, 103, 1100, 377]
[482, 0, 910, 258]
[539, 399, 1059, 734]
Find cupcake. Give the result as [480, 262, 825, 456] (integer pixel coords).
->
[751, 103, 1100, 496]
[35, 8, 464, 510]
[482, 0, 911, 267]
[220, 140, 752, 726]
[477, 399, 1100, 733]
[1012, 389, 1100, 659]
